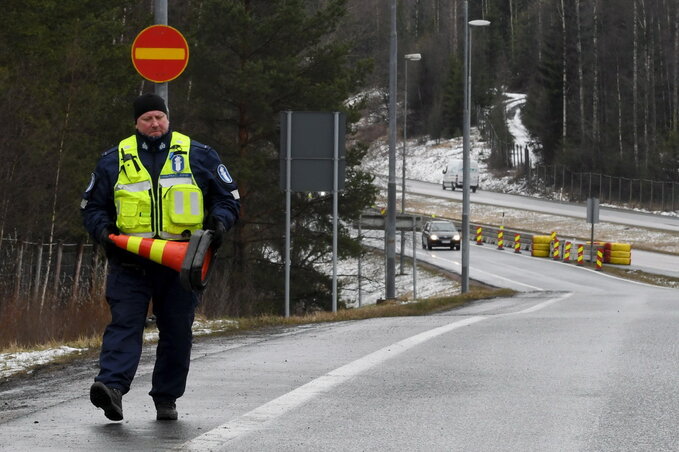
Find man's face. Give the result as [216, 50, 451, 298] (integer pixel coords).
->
[136, 110, 169, 137]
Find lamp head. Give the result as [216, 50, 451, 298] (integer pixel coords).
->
[469, 20, 491, 27]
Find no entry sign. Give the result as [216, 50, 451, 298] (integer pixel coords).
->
[131, 25, 189, 83]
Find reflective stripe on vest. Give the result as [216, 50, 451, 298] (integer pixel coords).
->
[114, 132, 204, 240]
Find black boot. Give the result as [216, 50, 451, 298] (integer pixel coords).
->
[155, 400, 178, 421]
[90, 382, 123, 421]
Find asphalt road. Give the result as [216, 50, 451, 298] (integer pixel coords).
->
[407, 179, 679, 233]
[2, 243, 679, 451]
[2, 184, 679, 451]
[406, 178, 679, 278]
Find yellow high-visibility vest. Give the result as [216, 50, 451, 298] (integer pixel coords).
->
[114, 131, 203, 240]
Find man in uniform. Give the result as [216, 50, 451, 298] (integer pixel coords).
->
[81, 93, 240, 421]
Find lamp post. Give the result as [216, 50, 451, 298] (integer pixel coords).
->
[400, 53, 421, 274]
[461, 0, 490, 293]
[386, 0, 397, 300]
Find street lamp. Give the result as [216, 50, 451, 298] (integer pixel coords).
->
[386, 0, 397, 300]
[461, 1, 490, 293]
[400, 53, 422, 274]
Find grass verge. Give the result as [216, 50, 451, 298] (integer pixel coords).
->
[601, 265, 679, 288]
[215, 287, 515, 334]
[0, 288, 513, 382]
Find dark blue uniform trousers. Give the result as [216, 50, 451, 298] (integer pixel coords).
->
[95, 261, 198, 403]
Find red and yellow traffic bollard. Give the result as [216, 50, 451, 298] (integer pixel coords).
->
[514, 233, 521, 254]
[497, 226, 504, 250]
[552, 238, 560, 260]
[563, 241, 572, 263]
[476, 226, 483, 245]
[576, 244, 584, 266]
[595, 247, 604, 271]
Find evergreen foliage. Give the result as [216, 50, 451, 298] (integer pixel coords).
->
[185, 0, 375, 315]
[440, 57, 464, 139]
[0, 1, 145, 239]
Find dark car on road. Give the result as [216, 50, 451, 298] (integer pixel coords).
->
[421, 220, 461, 250]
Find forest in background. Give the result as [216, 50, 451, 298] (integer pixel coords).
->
[347, 0, 678, 179]
[0, 0, 678, 322]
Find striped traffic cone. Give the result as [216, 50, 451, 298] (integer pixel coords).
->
[109, 230, 215, 291]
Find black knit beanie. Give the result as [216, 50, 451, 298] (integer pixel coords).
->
[133, 93, 168, 121]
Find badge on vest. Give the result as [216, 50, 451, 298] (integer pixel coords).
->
[171, 154, 185, 173]
[217, 164, 233, 183]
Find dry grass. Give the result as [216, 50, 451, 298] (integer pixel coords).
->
[0, 288, 512, 381]
[0, 289, 512, 355]
[0, 292, 111, 351]
[600, 265, 679, 288]
[233, 287, 513, 329]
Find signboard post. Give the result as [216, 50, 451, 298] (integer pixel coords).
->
[131, 25, 189, 84]
[280, 112, 346, 317]
[587, 197, 600, 262]
[355, 214, 422, 301]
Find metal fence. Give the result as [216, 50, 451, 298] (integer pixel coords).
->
[527, 164, 679, 212]
[479, 106, 678, 212]
[0, 236, 106, 309]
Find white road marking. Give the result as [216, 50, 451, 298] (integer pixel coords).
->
[513, 292, 573, 314]
[181, 292, 567, 450]
[431, 253, 544, 291]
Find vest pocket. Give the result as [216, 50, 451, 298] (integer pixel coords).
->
[163, 184, 203, 233]
[116, 194, 152, 231]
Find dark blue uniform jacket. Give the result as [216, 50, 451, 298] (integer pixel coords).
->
[81, 130, 240, 264]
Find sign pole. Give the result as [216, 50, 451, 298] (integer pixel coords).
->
[332, 112, 339, 313]
[358, 218, 363, 308]
[154, 0, 169, 106]
[412, 219, 417, 300]
[587, 197, 600, 263]
[285, 112, 292, 317]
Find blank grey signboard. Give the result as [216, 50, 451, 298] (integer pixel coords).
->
[279, 111, 346, 192]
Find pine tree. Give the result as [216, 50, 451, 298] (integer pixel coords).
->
[440, 57, 464, 139]
[0, 1, 143, 239]
[186, 0, 375, 315]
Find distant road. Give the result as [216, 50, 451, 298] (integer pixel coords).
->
[406, 179, 679, 233]
[398, 178, 679, 278]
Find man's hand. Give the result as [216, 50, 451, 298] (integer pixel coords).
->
[98, 225, 118, 253]
[204, 216, 226, 250]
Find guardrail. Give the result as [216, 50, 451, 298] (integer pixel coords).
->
[386, 212, 633, 267]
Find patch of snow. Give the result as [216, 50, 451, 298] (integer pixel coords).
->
[0, 346, 85, 380]
[503, 92, 540, 166]
[315, 231, 459, 308]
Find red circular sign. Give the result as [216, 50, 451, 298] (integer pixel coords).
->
[131, 25, 189, 83]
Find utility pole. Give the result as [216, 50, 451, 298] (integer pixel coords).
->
[386, 0, 397, 299]
[462, 0, 470, 293]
